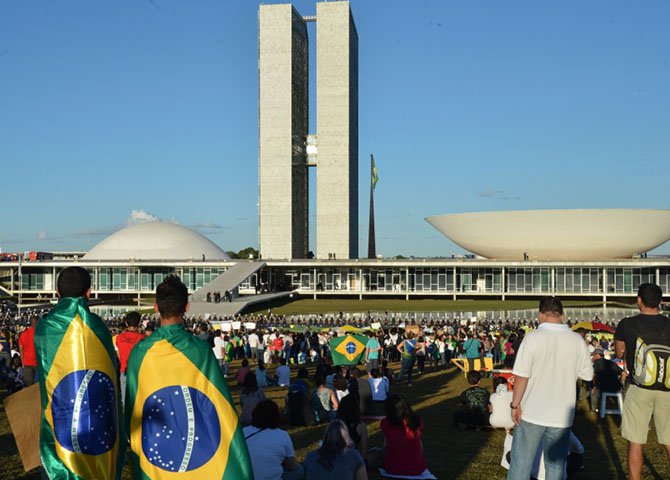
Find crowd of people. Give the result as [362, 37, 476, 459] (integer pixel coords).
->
[1, 273, 668, 480]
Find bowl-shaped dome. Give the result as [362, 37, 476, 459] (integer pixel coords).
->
[83, 222, 230, 261]
[425, 209, 670, 260]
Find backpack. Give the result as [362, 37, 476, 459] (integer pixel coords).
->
[631, 319, 670, 391]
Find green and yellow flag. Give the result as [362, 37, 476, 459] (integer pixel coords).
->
[329, 334, 368, 365]
[371, 155, 379, 190]
[125, 323, 252, 479]
[35, 296, 126, 480]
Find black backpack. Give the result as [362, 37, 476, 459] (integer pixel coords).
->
[631, 318, 670, 391]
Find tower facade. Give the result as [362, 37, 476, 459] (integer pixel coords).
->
[315, 1, 359, 260]
[258, 1, 358, 260]
[258, 4, 309, 260]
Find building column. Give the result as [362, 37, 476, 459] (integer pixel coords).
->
[602, 267, 608, 304]
[453, 266, 457, 301]
[405, 267, 409, 300]
[501, 266, 506, 301]
[137, 267, 142, 306]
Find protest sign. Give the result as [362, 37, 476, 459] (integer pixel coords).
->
[4, 384, 41, 471]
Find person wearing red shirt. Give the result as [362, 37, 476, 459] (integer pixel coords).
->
[18, 315, 38, 385]
[380, 394, 428, 476]
[115, 311, 145, 405]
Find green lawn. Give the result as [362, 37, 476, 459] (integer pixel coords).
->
[2, 359, 668, 479]
[247, 298, 614, 316]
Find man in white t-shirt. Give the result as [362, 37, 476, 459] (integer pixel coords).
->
[248, 330, 261, 361]
[212, 329, 226, 376]
[507, 297, 593, 480]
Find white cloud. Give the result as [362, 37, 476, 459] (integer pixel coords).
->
[38, 229, 49, 240]
[127, 209, 160, 225]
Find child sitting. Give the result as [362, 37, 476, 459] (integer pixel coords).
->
[453, 370, 490, 428]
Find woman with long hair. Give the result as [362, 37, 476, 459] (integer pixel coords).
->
[336, 394, 369, 462]
[243, 399, 303, 480]
[380, 394, 427, 476]
[312, 373, 339, 423]
[304, 419, 367, 480]
[239, 370, 266, 426]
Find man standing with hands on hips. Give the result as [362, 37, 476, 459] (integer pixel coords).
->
[507, 297, 593, 480]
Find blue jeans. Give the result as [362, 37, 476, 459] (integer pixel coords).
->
[508, 420, 570, 480]
[398, 357, 415, 384]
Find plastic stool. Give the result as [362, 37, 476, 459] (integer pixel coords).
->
[600, 391, 623, 418]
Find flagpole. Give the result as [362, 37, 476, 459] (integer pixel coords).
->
[367, 154, 376, 259]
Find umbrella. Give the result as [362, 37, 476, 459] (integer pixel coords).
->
[571, 321, 614, 334]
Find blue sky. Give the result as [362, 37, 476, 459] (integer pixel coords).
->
[2, 0, 669, 257]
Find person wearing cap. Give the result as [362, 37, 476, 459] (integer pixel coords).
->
[589, 348, 623, 414]
[507, 297, 593, 480]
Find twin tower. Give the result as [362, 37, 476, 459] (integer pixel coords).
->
[259, 1, 358, 260]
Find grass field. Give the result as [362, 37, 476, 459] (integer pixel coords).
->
[245, 298, 617, 316]
[2, 359, 668, 480]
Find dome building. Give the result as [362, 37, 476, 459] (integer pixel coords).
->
[83, 222, 230, 262]
[426, 209, 670, 261]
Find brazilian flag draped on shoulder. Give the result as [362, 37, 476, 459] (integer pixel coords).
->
[125, 323, 252, 479]
[35, 296, 126, 480]
[329, 334, 368, 365]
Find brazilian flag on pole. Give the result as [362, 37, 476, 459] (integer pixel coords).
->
[371, 156, 379, 190]
[329, 334, 368, 365]
[35, 297, 126, 480]
[125, 323, 252, 479]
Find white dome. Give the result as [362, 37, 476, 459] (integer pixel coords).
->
[426, 209, 670, 261]
[83, 222, 230, 261]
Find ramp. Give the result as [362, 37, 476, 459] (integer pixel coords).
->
[188, 291, 292, 317]
[190, 261, 266, 302]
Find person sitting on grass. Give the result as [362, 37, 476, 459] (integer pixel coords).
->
[239, 371, 266, 426]
[368, 368, 390, 403]
[488, 375, 514, 431]
[337, 394, 371, 465]
[256, 359, 269, 387]
[304, 419, 368, 480]
[237, 357, 251, 385]
[453, 370, 490, 428]
[380, 394, 428, 476]
[243, 399, 304, 480]
[275, 357, 291, 387]
[313, 373, 339, 423]
[334, 374, 350, 401]
[286, 367, 314, 426]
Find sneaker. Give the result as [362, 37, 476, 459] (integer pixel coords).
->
[408, 383, 413, 387]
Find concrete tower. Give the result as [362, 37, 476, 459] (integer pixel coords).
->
[316, 1, 359, 260]
[258, 1, 358, 260]
[258, 4, 309, 260]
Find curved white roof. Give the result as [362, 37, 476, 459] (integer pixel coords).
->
[426, 209, 670, 261]
[83, 222, 230, 261]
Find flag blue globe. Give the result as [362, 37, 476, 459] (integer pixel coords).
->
[141, 385, 221, 472]
[345, 341, 357, 354]
[51, 369, 117, 455]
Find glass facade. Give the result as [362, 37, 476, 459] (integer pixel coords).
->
[11, 263, 670, 299]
